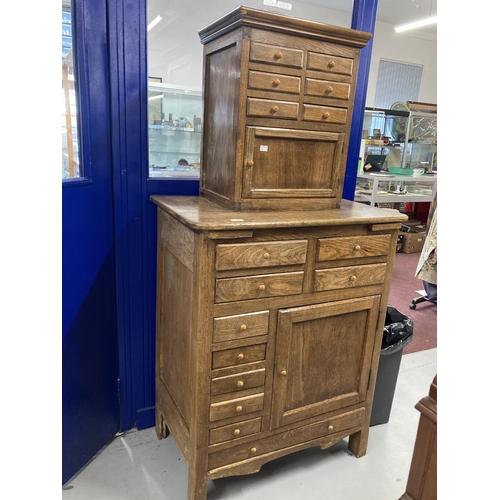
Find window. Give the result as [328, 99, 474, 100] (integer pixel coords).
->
[374, 59, 423, 109]
[62, 0, 81, 179]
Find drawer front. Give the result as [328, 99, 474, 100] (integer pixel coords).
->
[249, 42, 303, 68]
[210, 393, 265, 422]
[304, 78, 350, 100]
[208, 408, 365, 470]
[314, 263, 387, 292]
[302, 104, 347, 124]
[247, 98, 298, 119]
[317, 234, 392, 261]
[209, 417, 262, 445]
[216, 240, 308, 271]
[215, 272, 304, 303]
[211, 368, 266, 396]
[212, 344, 267, 369]
[248, 70, 301, 94]
[213, 311, 269, 343]
[307, 52, 354, 76]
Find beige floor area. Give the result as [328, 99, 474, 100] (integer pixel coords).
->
[62, 348, 437, 500]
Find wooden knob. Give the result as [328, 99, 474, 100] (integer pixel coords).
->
[328, 60, 336, 68]
[258, 284, 266, 291]
[271, 105, 279, 113]
[326, 86, 334, 94]
[263, 252, 270, 259]
[240, 324, 247, 331]
[234, 429, 241, 436]
[281, 370, 287, 376]
[328, 425, 334, 431]
[350, 275, 357, 282]
[251, 447, 257, 453]
[274, 51, 282, 59]
[322, 112, 330, 119]
[237, 353, 245, 360]
[247, 160, 254, 167]
[354, 245, 361, 251]
[272, 78, 280, 86]
[236, 406, 243, 412]
[237, 380, 244, 388]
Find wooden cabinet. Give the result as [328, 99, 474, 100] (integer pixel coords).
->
[198, 6, 371, 211]
[151, 195, 406, 500]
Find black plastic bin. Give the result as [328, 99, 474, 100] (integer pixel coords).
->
[370, 306, 413, 426]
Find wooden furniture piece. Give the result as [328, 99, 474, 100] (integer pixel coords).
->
[400, 375, 437, 500]
[198, 6, 371, 211]
[152, 195, 406, 500]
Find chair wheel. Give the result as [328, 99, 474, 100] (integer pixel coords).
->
[409, 303, 416, 310]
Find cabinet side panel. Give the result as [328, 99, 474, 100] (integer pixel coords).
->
[201, 41, 242, 201]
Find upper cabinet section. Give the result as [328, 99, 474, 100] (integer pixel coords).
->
[198, 6, 371, 211]
[148, 83, 202, 179]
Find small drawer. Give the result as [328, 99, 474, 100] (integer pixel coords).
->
[249, 42, 303, 68]
[306, 52, 353, 76]
[302, 104, 347, 124]
[212, 344, 267, 369]
[216, 240, 308, 271]
[210, 393, 265, 422]
[209, 417, 262, 445]
[213, 311, 269, 343]
[211, 368, 266, 396]
[215, 272, 304, 303]
[304, 78, 350, 100]
[317, 234, 392, 261]
[248, 70, 301, 94]
[247, 98, 298, 119]
[314, 263, 387, 292]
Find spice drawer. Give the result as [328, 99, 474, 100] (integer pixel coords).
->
[210, 393, 265, 422]
[212, 344, 267, 369]
[304, 78, 351, 100]
[314, 263, 387, 292]
[306, 52, 354, 76]
[248, 70, 301, 94]
[247, 98, 299, 120]
[213, 311, 269, 343]
[249, 42, 304, 68]
[317, 234, 392, 261]
[209, 417, 262, 445]
[302, 104, 347, 124]
[211, 368, 266, 396]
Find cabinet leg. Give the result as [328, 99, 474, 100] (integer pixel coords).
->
[187, 467, 207, 500]
[348, 428, 369, 458]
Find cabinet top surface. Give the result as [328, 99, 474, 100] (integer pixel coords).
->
[198, 5, 371, 47]
[150, 196, 407, 231]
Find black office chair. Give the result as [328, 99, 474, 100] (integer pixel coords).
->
[409, 280, 437, 309]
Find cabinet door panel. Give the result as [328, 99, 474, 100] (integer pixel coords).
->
[271, 296, 381, 428]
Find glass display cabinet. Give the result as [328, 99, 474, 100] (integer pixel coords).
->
[403, 110, 437, 172]
[148, 82, 202, 178]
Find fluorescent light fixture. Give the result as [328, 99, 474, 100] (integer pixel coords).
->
[148, 15, 162, 31]
[148, 94, 163, 101]
[395, 16, 437, 33]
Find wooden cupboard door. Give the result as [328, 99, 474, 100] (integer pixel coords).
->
[271, 296, 381, 429]
[243, 126, 344, 199]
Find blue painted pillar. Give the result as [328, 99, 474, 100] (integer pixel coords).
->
[343, 0, 378, 200]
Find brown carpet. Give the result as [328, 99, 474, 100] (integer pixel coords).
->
[387, 251, 437, 354]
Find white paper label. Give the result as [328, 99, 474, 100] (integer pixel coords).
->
[260, 145, 268, 152]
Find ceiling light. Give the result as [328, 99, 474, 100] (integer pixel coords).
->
[148, 15, 162, 32]
[395, 16, 437, 33]
[148, 94, 163, 101]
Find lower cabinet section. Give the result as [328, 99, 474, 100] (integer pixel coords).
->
[152, 195, 405, 500]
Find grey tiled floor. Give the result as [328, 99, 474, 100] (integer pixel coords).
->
[62, 348, 437, 500]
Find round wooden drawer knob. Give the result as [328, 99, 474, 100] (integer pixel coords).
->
[328, 425, 334, 431]
[328, 60, 336, 68]
[237, 380, 244, 388]
[272, 78, 281, 86]
[354, 245, 361, 251]
[326, 86, 334, 94]
[350, 275, 357, 282]
[233, 429, 241, 436]
[237, 353, 245, 360]
[271, 105, 279, 113]
[240, 324, 247, 331]
[258, 284, 266, 291]
[322, 112, 330, 119]
[281, 370, 287, 376]
[274, 51, 282, 59]
[236, 405, 243, 412]
[247, 160, 254, 167]
[251, 447, 257, 453]
[263, 252, 270, 259]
